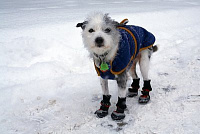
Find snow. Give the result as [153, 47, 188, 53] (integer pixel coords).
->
[0, 0, 200, 133]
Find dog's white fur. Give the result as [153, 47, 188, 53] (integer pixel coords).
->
[82, 13, 120, 62]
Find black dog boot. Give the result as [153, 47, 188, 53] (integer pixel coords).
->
[95, 95, 111, 118]
[127, 78, 140, 97]
[139, 80, 152, 104]
[111, 97, 127, 120]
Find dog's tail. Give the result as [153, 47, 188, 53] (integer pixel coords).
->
[153, 45, 159, 52]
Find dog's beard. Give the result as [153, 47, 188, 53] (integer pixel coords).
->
[90, 45, 111, 55]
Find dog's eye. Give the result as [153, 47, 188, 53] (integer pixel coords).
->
[88, 29, 95, 33]
[105, 28, 111, 33]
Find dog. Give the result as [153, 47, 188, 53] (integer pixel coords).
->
[76, 13, 157, 120]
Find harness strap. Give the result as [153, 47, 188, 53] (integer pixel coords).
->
[120, 19, 129, 25]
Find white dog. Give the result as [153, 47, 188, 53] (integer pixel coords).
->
[77, 13, 157, 120]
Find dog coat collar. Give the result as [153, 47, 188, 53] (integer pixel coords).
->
[94, 20, 156, 80]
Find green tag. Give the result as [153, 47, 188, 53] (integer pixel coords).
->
[100, 62, 109, 72]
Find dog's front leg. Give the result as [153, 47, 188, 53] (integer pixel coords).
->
[100, 78, 109, 95]
[111, 71, 127, 120]
[95, 78, 111, 118]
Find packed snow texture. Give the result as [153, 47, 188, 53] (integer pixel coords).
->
[0, 0, 200, 134]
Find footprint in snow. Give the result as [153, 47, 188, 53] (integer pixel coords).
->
[100, 120, 128, 132]
[162, 85, 176, 92]
[158, 72, 169, 76]
[187, 95, 200, 102]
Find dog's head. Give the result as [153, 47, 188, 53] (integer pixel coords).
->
[77, 13, 120, 56]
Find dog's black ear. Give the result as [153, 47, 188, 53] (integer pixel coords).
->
[76, 21, 88, 30]
[76, 23, 83, 28]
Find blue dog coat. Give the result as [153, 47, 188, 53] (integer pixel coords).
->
[95, 20, 156, 80]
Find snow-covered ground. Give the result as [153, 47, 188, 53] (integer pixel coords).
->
[1, 0, 200, 133]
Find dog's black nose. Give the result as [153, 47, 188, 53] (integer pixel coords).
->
[95, 37, 104, 47]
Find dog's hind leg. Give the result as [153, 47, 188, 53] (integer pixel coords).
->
[95, 78, 111, 118]
[138, 49, 153, 104]
[111, 71, 127, 120]
[128, 56, 140, 97]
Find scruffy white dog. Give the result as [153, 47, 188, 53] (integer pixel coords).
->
[77, 13, 157, 120]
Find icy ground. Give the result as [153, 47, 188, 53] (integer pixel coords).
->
[0, 0, 200, 134]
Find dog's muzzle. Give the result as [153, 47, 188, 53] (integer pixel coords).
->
[95, 37, 104, 47]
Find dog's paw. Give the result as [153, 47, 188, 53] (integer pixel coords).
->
[138, 95, 150, 104]
[95, 109, 108, 118]
[111, 111, 125, 120]
[127, 88, 138, 97]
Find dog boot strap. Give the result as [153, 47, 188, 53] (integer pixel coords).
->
[95, 95, 111, 118]
[111, 97, 126, 120]
[141, 89, 150, 96]
[116, 97, 127, 111]
[100, 95, 111, 111]
[129, 78, 140, 92]
[143, 80, 152, 91]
